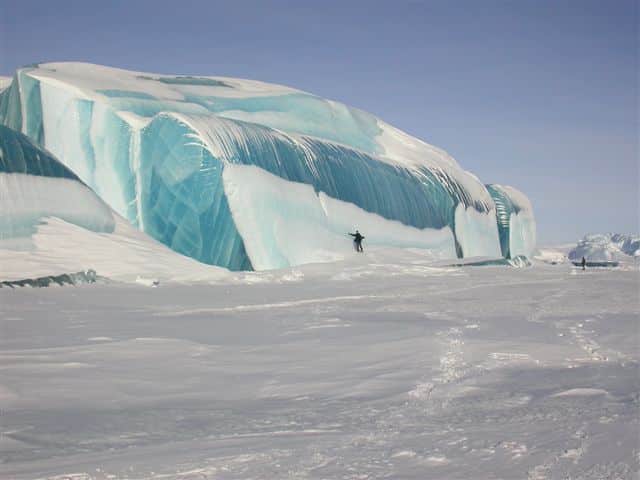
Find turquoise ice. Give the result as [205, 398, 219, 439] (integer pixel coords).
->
[486, 184, 536, 259]
[0, 124, 115, 239]
[0, 63, 536, 269]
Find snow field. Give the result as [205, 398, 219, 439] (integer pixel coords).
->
[0, 255, 637, 479]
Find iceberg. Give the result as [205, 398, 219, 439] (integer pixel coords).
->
[0, 63, 536, 270]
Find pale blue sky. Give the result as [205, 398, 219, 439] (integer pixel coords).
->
[1, 0, 637, 243]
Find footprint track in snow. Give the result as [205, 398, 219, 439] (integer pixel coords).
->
[409, 326, 469, 401]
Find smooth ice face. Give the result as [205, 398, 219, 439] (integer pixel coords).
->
[0, 63, 536, 269]
[0, 125, 114, 240]
[453, 204, 501, 258]
[223, 164, 457, 269]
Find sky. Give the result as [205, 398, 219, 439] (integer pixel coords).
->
[0, 0, 637, 244]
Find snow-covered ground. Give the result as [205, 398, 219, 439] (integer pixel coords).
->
[0, 251, 638, 479]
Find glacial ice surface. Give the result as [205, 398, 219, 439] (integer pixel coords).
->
[0, 63, 536, 269]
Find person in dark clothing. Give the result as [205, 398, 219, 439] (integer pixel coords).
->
[581, 256, 586, 270]
[349, 230, 365, 252]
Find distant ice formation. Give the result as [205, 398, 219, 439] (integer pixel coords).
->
[569, 233, 640, 262]
[0, 63, 536, 270]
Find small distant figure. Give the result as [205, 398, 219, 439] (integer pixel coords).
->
[581, 256, 586, 270]
[349, 230, 365, 252]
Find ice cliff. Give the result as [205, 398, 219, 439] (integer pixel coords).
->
[0, 63, 536, 270]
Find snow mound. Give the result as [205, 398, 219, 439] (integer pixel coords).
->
[533, 248, 568, 265]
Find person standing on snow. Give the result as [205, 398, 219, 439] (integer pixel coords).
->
[349, 230, 365, 252]
[581, 256, 586, 270]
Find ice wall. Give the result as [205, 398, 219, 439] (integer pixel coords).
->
[0, 62, 535, 269]
[0, 125, 115, 239]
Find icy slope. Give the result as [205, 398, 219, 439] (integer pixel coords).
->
[0, 62, 535, 269]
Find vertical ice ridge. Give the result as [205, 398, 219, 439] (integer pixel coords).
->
[486, 184, 536, 259]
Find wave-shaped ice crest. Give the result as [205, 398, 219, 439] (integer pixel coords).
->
[0, 63, 536, 269]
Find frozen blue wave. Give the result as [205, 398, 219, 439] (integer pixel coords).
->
[0, 63, 536, 269]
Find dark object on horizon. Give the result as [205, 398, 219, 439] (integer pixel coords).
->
[581, 256, 586, 270]
[349, 230, 365, 252]
[0, 270, 100, 288]
[571, 260, 619, 268]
